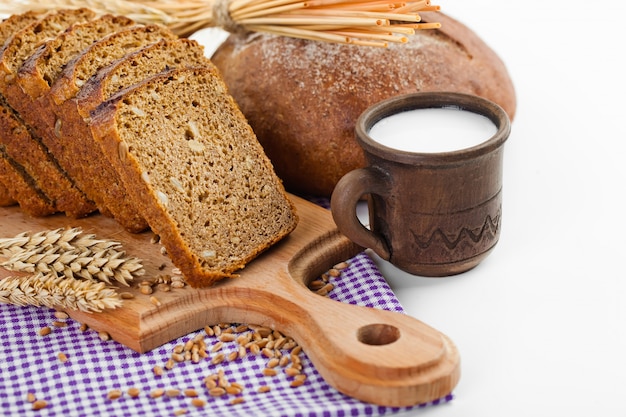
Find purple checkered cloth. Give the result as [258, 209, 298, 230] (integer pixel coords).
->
[0, 201, 453, 416]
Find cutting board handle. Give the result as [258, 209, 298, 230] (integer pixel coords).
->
[190, 230, 460, 407]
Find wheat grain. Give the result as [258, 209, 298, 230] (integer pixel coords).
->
[127, 387, 141, 398]
[150, 388, 165, 398]
[107, 389, 123, 400]
[32, 399, 48, 410]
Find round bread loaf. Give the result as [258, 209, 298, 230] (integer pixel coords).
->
[211, 12, 517, 197]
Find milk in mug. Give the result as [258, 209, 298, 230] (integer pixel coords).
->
[368, 107, 497, 153]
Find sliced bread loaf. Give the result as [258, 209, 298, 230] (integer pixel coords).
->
[9, 14, 140, 225]
[90, 67, 298, 287]
[0, 9, 98, 218]
[0, 10, 46, 212]
[31, 24, 178, 232]
[0, 10, 66, 216]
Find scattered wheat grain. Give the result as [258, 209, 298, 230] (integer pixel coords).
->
[107, 389, 123, 400]
[127, 387, 140, 398]
[208, 387, 226, 397]
[54, 311, 69, 320]
[211, 353, 225, 365]
[150, 388, 165, 398]
[32, 399, 47, 410]
[183, 389, 198, 398]
[166, 389, 181, 397]
[191, 398, 206, 407]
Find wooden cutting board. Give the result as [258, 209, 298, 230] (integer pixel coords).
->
[0, 194, 459, 407]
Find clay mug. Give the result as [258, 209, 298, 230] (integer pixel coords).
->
[331, 92, 511, 276]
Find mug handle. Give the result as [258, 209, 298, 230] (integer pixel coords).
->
[330, 167, 392, 260]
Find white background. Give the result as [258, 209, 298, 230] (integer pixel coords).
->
[197, 2, 626, 415]
[380, 1, 626, 415]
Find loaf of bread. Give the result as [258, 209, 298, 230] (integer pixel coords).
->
[0, 9, 299, 286]
[0, 9, 98, 217]
[211, 12, 517, 196]
[90, 67, 298, 286]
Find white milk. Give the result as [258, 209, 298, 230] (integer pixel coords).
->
[368, 107, 497, 153]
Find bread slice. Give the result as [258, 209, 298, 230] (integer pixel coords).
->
[0, 97, 57, 216]
[0, 8, 96, 91]
[0, 9, 98, 218]
[90, 67, 298, 287]
[0, 154, 54, 213]
[0, 180, 16, 207]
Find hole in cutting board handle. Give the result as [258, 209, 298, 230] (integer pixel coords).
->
[357, 323, 400, 346]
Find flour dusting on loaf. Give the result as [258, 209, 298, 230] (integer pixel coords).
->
[90, 67, 298, 287]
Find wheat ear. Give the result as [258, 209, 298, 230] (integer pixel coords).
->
[0, 228, 144, 286]
[0, 273, 122, 312]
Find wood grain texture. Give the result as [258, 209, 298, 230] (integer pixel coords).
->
[0, 194, 460, 406]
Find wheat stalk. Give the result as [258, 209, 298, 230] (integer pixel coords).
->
[0, 228, 144, 286]
[0, 273, 122, 312]
[2, 245, 144, 286]
[0, 227, 121, 257]
[0, 0, 440, 46]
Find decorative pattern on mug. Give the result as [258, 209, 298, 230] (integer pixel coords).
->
[411, 210, 501, 252]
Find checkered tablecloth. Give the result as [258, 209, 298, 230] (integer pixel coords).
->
[0, 223, 453, 416]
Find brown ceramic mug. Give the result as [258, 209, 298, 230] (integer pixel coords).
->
[330, 92, 511, 276]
